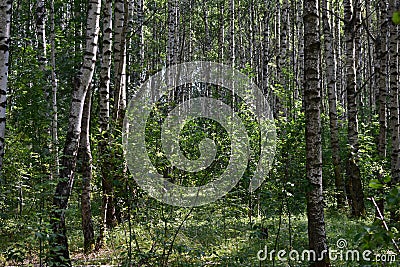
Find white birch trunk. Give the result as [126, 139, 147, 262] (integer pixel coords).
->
[344, 0, 366, 217]
[375, 0, 389, 214]
[322, 0, 346, 208]
[35, 0, 47, 69]
[50, 0, 101, 263]
[167, 0, 178, 66]
[389, 0, 400, 185]
[113, 0, 127, 119]
[97, 0, 114, 249]
[79, 90, 95, 254]
[0, 0, 12, 174]
[303, 0, 330, 265]
[50, 0, 59, 177]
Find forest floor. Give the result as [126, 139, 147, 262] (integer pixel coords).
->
[2, 202, 399, 266]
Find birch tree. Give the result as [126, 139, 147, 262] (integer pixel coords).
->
[167, 0, 179, 67]
[50, 0, 59, 176]
[322, 0, 345, 208]
[344, 0, 366, 217]
[376, 0, 388, 214]
[389, 0, 400, 186]
[218, 0, 224, 62]
[0, 0, 12, 174]
[262, 0, 273, 97]
[97, 0, 113, 249]
[303, 0, 330, 265]
[49, 0, 101, 263]
[35, 0, 47, 69]
[79, 90, 95, 254]
[113, 0, 127, 121]
[229, 0, 235, 66]
[110, 0, 128, 226]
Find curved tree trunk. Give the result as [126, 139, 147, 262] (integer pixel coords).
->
[49, 0, 101, 264]
[79, 90, 95, 254]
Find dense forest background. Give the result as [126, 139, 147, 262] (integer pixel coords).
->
[0, 0, 400, 265]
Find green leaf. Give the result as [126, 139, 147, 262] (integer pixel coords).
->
[369, 179, 383, 189]
[392, 11, 400, 25]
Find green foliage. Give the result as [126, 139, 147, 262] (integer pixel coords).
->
[3, 0, 400, 265]
[392, 11, 400, 25]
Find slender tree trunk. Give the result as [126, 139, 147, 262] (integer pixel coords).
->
[344, 0, 366, 217]
[49, 0, 101, 264]
[106, 0, 116, 227]
[135, 0, 145, 83]
[262, 0, 272, 96]
[74, 0, 83, 64]
[0, 0, 12, 174]
[249, 0, 255, 79]
[389, 0, 400, 186]
[36, 0, 56, 182]
[187, 0, 193, 61]
[297, 1, 304, 104]
[236, 0, 243, 67]
[35, 0, 47, 69]
[139, 0, 145, 81]
[273, 0, 284, 117]
[218, 0, 224, 62]
[167, 0, 178, 67]
[304, 0, 330, 266]
[322, 0, 346, 208]
[376, 0, 389, 216]
[229, 0, 235, 66]
[97, 0, 112, 249]
[111, 0, 128, 225]
[279, 0, 288, 82]
[202, 0, 210, 56]
[365, 0, 374, 120]
[50, 0, 59, 177]
[79, 90, 95, 254]
[113, 0, 127, 120]
[389, 0, 400, 228]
